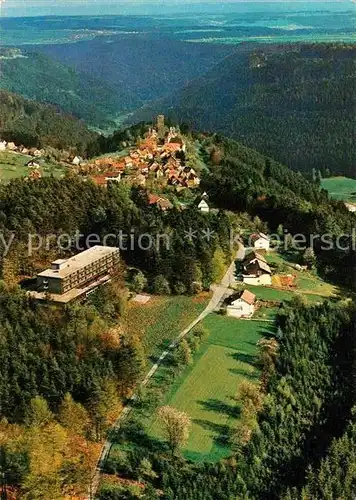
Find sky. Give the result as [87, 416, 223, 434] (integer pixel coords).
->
[0, 0, 353, 17]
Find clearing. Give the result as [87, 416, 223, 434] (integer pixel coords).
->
[145, 314, 273, 462]
[0, 151, 66, 182]
[321, 176, 356, 204]
[126, 294, 210, 363]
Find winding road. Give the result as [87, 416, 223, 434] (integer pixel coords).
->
[88, 244, 245, 499]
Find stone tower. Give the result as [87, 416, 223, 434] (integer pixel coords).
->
[157, 114, 165, 140]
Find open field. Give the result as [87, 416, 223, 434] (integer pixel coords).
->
[146, 314, 272, 462]
[265, 251, 339, 299]
[126, 294, 210, 363]
[321, 177, 356, 203]
[0, 151, 66, 182]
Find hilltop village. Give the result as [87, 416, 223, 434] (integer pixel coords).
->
[80, 116, 201, 190]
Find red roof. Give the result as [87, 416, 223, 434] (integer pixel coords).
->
[91, 175, 107, 186]
[240, 290, 256, 305]
[148, 193, 161, 205]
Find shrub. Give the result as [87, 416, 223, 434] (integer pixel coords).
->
[153, 275, 171, 295]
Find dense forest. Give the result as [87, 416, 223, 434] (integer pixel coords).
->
[132, 44, 356, 177]
[0, 90, 100, 155]
[31, 37, 235, 105]
[0, 48, 138, 128]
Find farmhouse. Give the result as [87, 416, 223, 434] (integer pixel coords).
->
[242, 251, 272, 285]
[226, 290, 256, 318]
[251, 232, 270, 250]
[32, 246, 120, 303]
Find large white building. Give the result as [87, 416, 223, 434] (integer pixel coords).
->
[33, 246, 120, 303]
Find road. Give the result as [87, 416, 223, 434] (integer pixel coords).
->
[88, 244, 245, 499]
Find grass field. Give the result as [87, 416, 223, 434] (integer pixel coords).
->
[265, 251, 339, 300]
[126, 294, 210, 363]
[0, 151, 66, 182]
[321, 177, 356, 203]
[145, 314, 273, 462]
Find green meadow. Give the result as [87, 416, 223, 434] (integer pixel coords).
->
[0, 152, 66, 182]
[146, 314, 273, 462]
[321, 177, 356, 203]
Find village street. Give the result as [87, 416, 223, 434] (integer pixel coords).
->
[89, 243, 245, 498]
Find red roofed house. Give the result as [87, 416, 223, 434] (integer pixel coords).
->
[226, 290, 256, 318]
[91, 173, 121, 187]
[148, 193, 173, 211]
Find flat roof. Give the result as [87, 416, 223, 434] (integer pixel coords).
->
[37, 246, 119, 279]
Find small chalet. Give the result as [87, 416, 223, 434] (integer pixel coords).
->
[198, 199, 209, 213]
[226, 290, 256, 318]
[26, 160, 40, 168]
[72, 155, 83, 166]
[251, 232, 270, 250]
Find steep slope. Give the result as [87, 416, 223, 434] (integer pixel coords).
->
[0, 90, 100, 156]
[31, 37, 236, 102]
[131, 44, 356, 177]
[0, 48, 139, 128]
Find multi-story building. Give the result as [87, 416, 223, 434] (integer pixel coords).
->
[35, 246, 120, 302]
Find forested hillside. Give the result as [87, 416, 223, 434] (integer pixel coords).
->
[132, 44, 356, 177]
[31, 37, 236, 103]
[0, 48, 138, 128]
[0, 90, 100, 155]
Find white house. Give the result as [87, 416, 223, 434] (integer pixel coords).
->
[0, 141, 6, 151]
[345, 203, 356, 213]
[226, 290, 256, 318]
[6, 142, 17, 151]
[251, 232, 270, 250]
[198, 199, 210, 213]
[26, 160, 40, 168]
[72, 155, 83, 166]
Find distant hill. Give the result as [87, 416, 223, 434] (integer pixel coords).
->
[0, 48, 139, 128]
[0, 90, 100, 156]
[130, 44, 356, 177]
[30, 37, 236, 103]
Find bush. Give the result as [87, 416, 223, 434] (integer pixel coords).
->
[131, 271, 148, 293]
[153, 275, 171, 295]
[173, 281, 187, 295]
[189, 281, 203, 295]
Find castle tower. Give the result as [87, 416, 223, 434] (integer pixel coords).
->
[157, 114, 165, 140]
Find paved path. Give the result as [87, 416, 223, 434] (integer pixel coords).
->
[88, 244, 244, 499]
